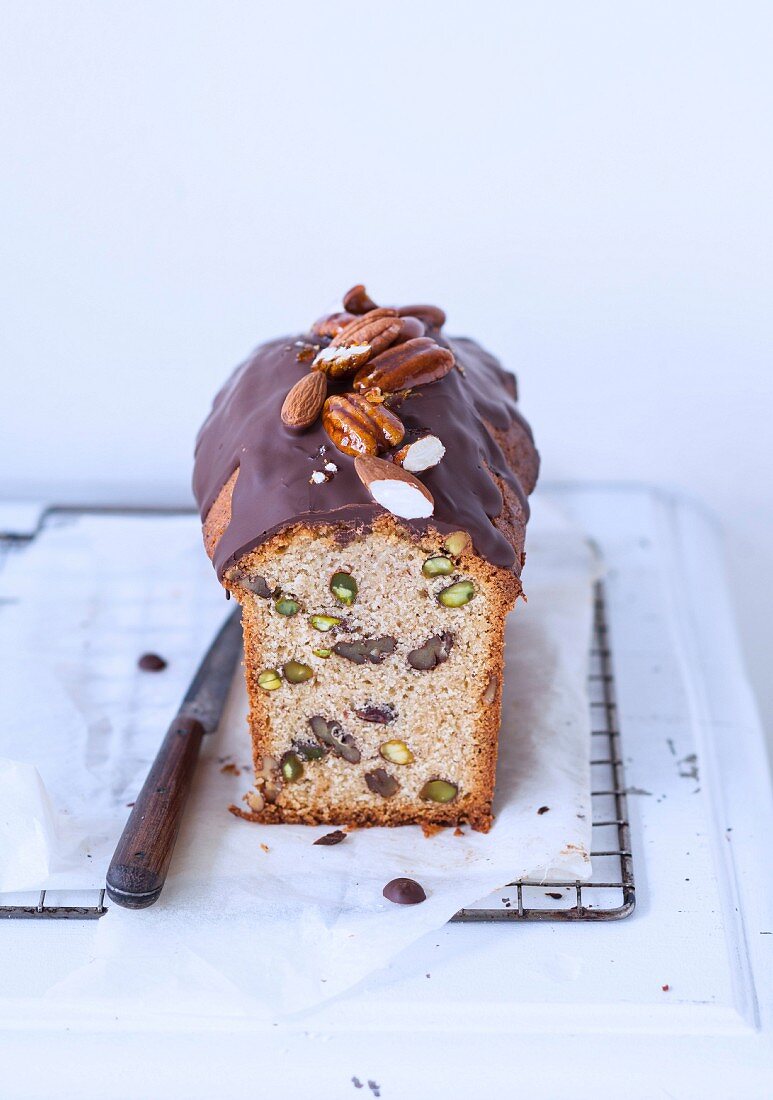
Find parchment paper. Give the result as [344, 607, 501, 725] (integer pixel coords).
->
[0, 501, 599, 1012]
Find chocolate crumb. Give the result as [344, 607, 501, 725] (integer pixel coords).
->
[537, 805, 550, 814]
[138, 652, 167, 672]
[546, 892, 563, 900]
[125, 801, 135, 808]
[314, 830, 347, 846]
[383, 877, 426, 905]
[661, 984, 670, 992]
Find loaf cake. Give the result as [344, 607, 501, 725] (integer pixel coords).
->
[193, 285, 539, 832]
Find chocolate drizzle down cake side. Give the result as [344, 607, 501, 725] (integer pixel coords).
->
[193, 286, 539, 831]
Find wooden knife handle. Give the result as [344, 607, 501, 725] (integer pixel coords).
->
[105, 713, 206, 909]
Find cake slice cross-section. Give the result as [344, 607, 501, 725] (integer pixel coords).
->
[193, 286, 539, 832]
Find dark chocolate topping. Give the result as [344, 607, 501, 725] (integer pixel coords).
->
[193, 305, 536, 579]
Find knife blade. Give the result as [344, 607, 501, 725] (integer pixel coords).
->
[106, 608, 242, 909]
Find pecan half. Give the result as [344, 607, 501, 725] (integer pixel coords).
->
[309, 715, 361, 763]
[354, 702, 397, 724]
[365, 768, 399, 798]
[397, 303, 446, 329]
[313, 310, 403, 378]
[393, 315, 425, 343]
[333, 636, 397, 665]
[322, 393, 405, 457]
[407, 632, 454, 670]
[343, 284, 379, 314]
[311, 310, 355, 338]
[352, 337, 454, 393]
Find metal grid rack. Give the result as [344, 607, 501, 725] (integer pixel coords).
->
[1, 510, 634, 922]
[453, 581, 635, 922]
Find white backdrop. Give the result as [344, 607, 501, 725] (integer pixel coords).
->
[1, 1, 771, 750]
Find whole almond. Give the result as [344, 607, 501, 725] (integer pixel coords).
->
[353, 337, 454, 394]
[343, 284, 379, 314]
[354, 455, 434, 519]
[281, 371, 327, 430]
[322, 393, 405, 457]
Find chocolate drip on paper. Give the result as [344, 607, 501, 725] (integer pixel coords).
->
[193, 323, 536, 579]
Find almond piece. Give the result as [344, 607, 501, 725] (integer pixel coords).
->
[354, 455, 434, 519]
[281, 371, 327, 430]
[352, 337, 454, 393]
[394, 433, 445, 473]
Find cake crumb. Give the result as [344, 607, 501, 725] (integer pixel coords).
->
[421, 823, 445, 838]
[260, 843, 270, 853]
[220, 762, 240, 776]
[453, 826, 465, 836]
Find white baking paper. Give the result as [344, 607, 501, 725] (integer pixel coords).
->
[0, 501, 599, 1012]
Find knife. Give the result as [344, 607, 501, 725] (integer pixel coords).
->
[106, 608, 243, 910]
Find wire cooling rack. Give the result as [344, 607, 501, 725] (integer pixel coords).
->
[1, 509, 634, 922]
[453, 581, 635, 922]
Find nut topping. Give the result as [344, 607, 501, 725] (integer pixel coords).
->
[354, 702, 397, 724]
[257, 668, 282, 692]
[420, 779, 458, 803]
[397, 303, 446, 329]
[282, 660, 314, 684]
[407, 632, 454, 670]
[309, 715, 361, 763]
[310, 613, 344, 631]
[333, 636, 396, 665]
[421, 555, 454, 578]
[482, 673, 498, 705]
[275, 595, 300, 616]
[365, 768, 399, 798]
[379, 739, 414, 765]
[437, 579, 476, 607]
[313, 310, 402, 378]
[394, 433, 445, 473]
[330, 571, 358, 605]
[311, 310, 355, 338]
[322, 393, 405, 457]
[280, 751, 304, 782]
[353, 337, 454, 394]
[280, 371, 327, 430]
[314, 829, 348, 846]
[354, 455, 434, 519]
[444, 531, 472, 557]
[343, 284, 379, 314]
[292, 740, 326, 761]
[393, 314, 425, 342]
[228, 569, 273, 598]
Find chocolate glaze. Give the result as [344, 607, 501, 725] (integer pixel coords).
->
[193, 317, 537, 579]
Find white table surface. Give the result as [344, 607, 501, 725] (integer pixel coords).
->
[0, 485, 771, 1099]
